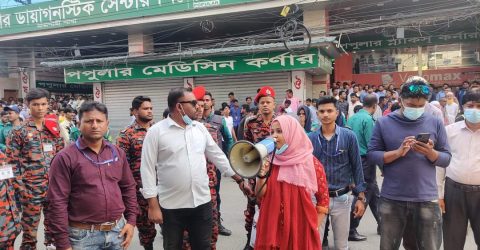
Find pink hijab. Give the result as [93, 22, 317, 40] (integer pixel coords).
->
[273, 115, 318, 193]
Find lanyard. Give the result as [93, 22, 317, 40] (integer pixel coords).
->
[317, 131, 344, 157]
[75, 139, 118, 166]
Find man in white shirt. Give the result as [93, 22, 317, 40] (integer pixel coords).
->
[348, 93, 362, 119]
[59, 107, 76, 143]
[445, 91, 459, 124]
[284, 89, 300, 113]
[140, 87, 251, 250]
[437, 90, 480, 250]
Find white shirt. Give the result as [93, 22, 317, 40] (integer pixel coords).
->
[348, 101, 362, 119]
[436, 121, 480, 199]
[140, 116, 235, 209]
[445, 103, 459, 125]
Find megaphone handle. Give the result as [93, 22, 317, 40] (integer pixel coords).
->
[254, 144, 277, 199]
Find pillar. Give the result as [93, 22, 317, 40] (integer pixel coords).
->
[128, 31, 154, 56]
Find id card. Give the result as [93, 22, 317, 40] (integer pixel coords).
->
[0, 164, 14, 180]
[43, 143, 53, 152]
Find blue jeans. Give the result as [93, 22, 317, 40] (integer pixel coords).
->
[320, 194, 354, 250]
[379, 197, 442, 250]
[68, 219, 125, 250]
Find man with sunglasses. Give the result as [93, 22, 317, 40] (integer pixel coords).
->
[308, 96, 366, 250]
[47, 101, 138, 250]
[140, 88, 249, 250]
[368, 76, 452, 250]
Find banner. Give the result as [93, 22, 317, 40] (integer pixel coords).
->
[341, 31, 479, 51]
[36, 80, 93, 94]
[20, 69, 29, 98]
[64, 49, 323, 83]
[0, 0, 261, 36]
[352, 66, 480, 87]
[93, 83, 103, 102]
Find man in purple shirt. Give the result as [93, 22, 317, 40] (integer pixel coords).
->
[47, 101, 138, 250]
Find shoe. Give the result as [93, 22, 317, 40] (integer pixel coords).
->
[218, 223, 232, 236]
[243, 243, 253, 250]
[46, 244, 56, 250]
[322, 237, 328, 247]
[348, 230, 367, 241]
[144, 243, 154, 250]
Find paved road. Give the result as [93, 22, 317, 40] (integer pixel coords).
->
[15, 176, 476, 249]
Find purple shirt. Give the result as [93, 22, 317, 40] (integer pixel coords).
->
[47, 138, 138, 250]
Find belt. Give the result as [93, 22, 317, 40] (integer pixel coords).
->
[69, 219, 120, 232]
[446, 177, 480, 192]
[329, 186, 350, 197]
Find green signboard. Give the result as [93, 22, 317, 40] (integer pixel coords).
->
[0, 0, 261, 36]
[36, 80, 93, 94]
[341, 31, 479, 51]
[64, 49, 326, 83]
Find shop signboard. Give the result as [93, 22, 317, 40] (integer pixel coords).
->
[64, 49, 325, 83]
[36, 80, 93, 94]
[341, 32, 479, 51]
[351, 66, 480, 87]
[0, 0, 261, 36]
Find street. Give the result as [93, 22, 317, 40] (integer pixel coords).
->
[15, 175, 476, 249]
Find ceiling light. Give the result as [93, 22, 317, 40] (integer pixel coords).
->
[377, 3, 384, 6]
[90, 41, 96, 44]
[91, 35, 97, 38]
[371, 50, 375, 52]
[56, 40, 62, 43]
[110, 32, 117, 35]
[344, 7, 351, 10]
[73, 38, 79, 41]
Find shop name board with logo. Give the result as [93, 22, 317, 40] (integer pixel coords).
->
[36, 80, 93, 94]
[341, 32, 479, 51]
[64, 50, 326, 83]
[0, 0, 260, 36]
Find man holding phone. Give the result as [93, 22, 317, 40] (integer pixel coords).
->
[368, 76, 451, 250]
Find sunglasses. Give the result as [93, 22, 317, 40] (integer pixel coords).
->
[179, 100, 198, 107]
[408, 85, 430, 95]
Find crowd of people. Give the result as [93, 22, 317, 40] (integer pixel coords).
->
[0, 76, 479, 250]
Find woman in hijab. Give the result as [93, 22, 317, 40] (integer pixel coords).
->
[254, 115, 329, 250]
[297, 105, 319, 134]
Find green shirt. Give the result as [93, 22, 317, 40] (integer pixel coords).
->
[0, 123, 12, 152]
[346, 109, 375, 156]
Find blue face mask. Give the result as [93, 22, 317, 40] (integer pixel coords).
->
[464, 109, 480, 124]
[402, 102, 425, 121]
[180, 106, 193, 125]
[275, 144, 289, 155]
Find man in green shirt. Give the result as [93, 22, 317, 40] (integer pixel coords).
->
[346, 94, 380, 241]
[0, 110, 9, 152]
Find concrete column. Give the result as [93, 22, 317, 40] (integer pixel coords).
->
[8, 49, 18, 79]
[291, 71, 306, 102]
[128, 31, 154, 56]
[303, 5, 328, 38]
[30, 48, 36, 89]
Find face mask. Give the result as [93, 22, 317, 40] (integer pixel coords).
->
[275, 144, 289, 155]
[464, 109, 480, 124]
[402, 103, 425, 121]
[179, 105, 193, 125]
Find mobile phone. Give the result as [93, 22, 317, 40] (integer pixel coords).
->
[415, 133, 430, 144]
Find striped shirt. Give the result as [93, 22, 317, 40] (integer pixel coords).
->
[308, 125, 366, 194]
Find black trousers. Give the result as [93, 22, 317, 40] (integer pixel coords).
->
[161, 202, 213, 250]
[215, 169, 222, 216]
[443, 178, 480, 250]
[349, 156, 380, 233]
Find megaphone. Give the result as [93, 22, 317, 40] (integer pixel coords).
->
[228, 138, 276, 178]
